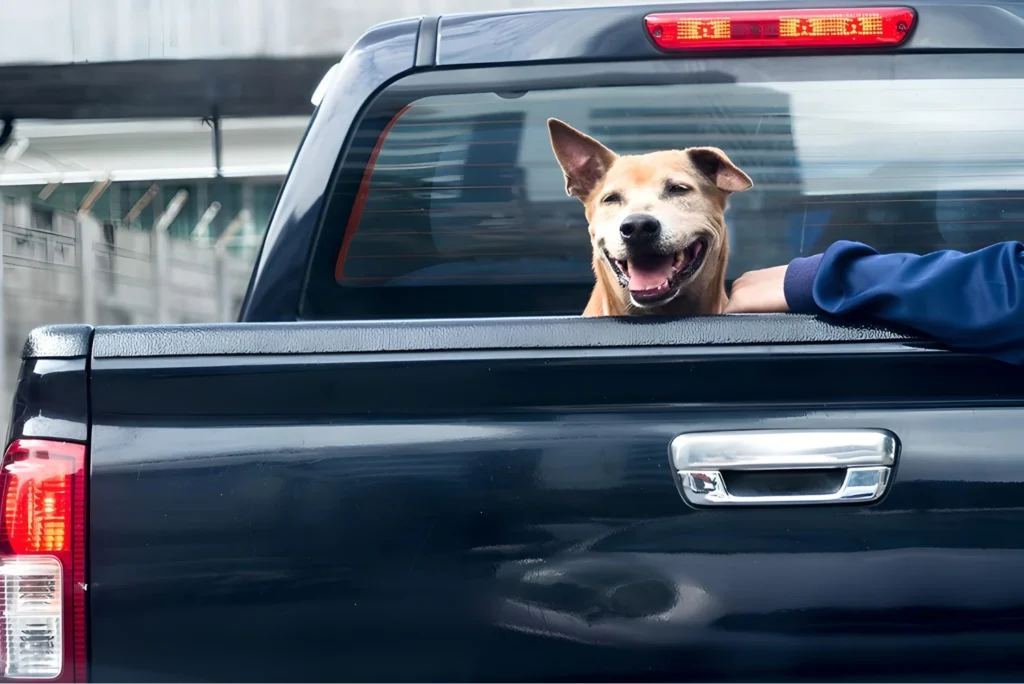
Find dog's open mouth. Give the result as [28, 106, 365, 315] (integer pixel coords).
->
[605, 237, 708, 306]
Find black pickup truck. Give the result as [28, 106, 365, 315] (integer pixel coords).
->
[7, 1, 1024, 681]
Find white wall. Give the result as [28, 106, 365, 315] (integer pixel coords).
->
[0, 0, 636, 65]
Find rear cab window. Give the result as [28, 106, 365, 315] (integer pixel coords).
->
[301, 54, 1024, 321]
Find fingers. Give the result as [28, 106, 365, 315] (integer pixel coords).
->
[724, 266, 790, 314]
[723, 291, 755, 314]
[722, 296, 743, 314]
[723, 272, 759, 314]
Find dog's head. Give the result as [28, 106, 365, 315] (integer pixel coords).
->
[547, 118, 752, 312]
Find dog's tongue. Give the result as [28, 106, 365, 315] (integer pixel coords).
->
[627, 254, 675, 292]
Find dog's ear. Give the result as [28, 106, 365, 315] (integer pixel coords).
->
[687, 147, 753, 194]
[547, 118, 617, 200]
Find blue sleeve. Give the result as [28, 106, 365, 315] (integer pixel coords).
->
[783, 239, 1024, 364]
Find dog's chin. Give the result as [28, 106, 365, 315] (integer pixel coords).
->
[603, 236, 710, 309]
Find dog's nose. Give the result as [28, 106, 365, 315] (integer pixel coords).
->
[619, 214, 661, 244]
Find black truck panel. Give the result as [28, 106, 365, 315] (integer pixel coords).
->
[83, 320, 1024, 682]
[436, 0, 1024, 65]
[7, 325, 92, 445]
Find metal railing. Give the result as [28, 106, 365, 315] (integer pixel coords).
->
[0, 195, 261, 434]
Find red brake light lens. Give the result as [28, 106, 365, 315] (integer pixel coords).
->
[4, 448, 77, 555]
[0, 440, 87, 682]
[645, 7, 916, 50]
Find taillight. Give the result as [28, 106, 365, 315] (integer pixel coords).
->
[645, 7, 916, 50]
[0, 440, 87, 682]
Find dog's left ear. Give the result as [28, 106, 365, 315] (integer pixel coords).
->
[687, 147, 753, 194]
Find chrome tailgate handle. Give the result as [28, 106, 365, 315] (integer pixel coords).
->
[669, 429, 898, 507]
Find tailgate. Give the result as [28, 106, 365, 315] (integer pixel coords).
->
[83, 319, 1024, 682]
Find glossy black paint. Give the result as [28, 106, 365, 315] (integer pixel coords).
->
[237, 17, 421, 323]
[437, 0, 1024, 65]
[6, 324, 93, 445]
[5, 358, 89, 445]
[86, 337, 1024, 682]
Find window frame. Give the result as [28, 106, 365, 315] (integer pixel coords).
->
[300, 52, 1024, 322]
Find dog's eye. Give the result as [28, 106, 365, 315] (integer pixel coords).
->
[602, 193, 622, 204]
[666, 183, 690, 196]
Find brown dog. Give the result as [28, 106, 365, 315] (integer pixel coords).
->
[547, 118, 753, 317]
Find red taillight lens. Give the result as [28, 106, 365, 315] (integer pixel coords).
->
[645, 7, 916, 50]
[0, 440, 87, 682]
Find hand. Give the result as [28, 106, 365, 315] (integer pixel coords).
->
[725, 265, 790, 314]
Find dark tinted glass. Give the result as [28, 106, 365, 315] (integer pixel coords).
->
[312, 66, 1024, 318]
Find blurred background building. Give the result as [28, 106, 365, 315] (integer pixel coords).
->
[0, 0, 630, 430]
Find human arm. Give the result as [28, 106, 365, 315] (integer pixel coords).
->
[726, 240, 1024, 364]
